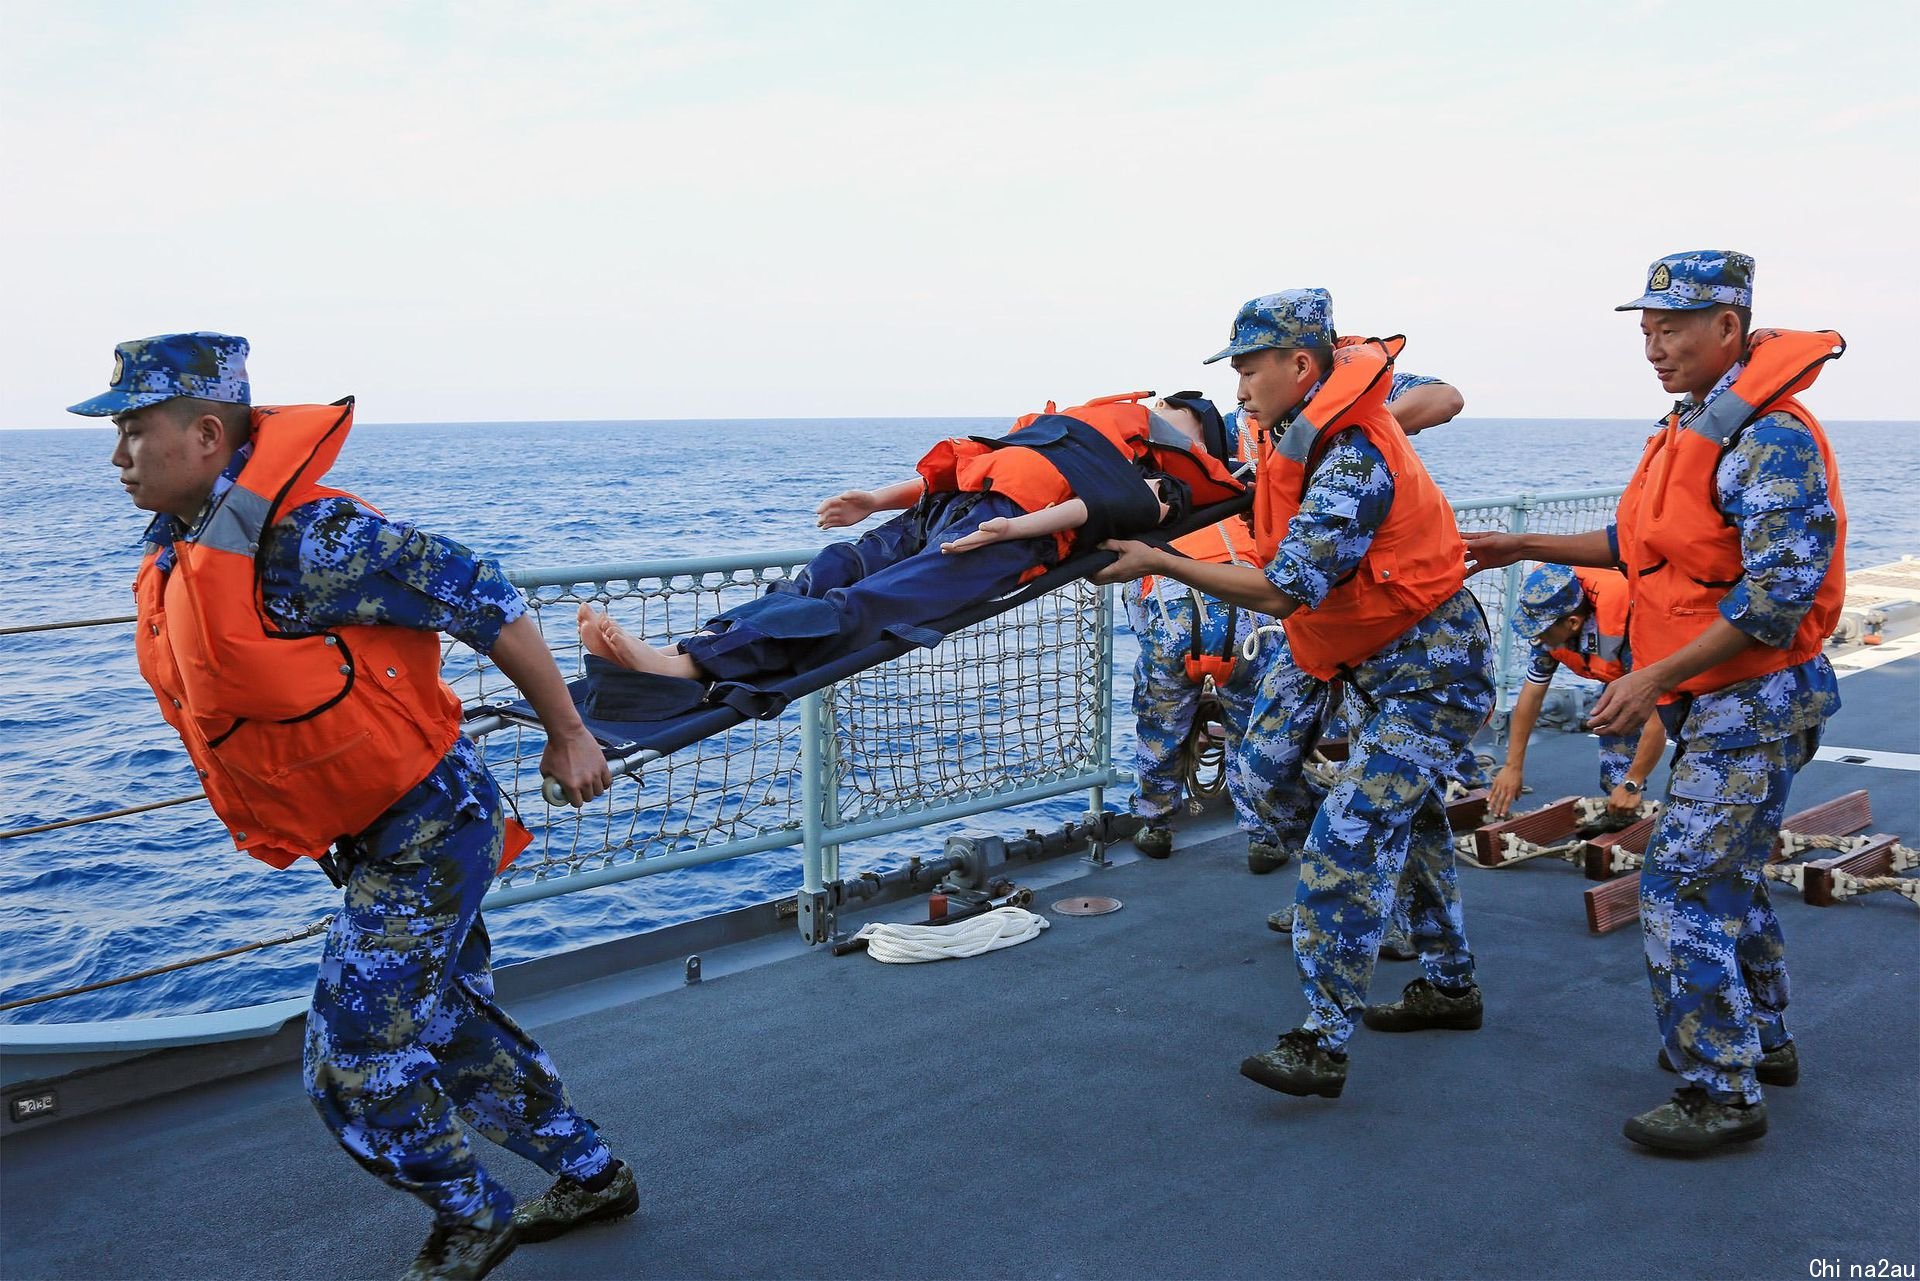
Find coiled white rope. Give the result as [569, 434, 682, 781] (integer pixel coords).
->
[853, 906, 1051, 963]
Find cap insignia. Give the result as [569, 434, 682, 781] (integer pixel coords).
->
[111, 352, 124, 385]
[1649, 263, 1672, 292]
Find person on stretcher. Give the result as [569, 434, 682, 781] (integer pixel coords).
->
[578, 392, 1244, 690]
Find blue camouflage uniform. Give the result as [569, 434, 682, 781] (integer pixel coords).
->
[1511, 565, 1646, 793]
[1239, 371, 1472, 946]
[1125, 554, 1277, 834]
[1235, 422, 1494, 1051]
[144, 445, 614, 1230]
[1520, 623, 1643, 791]
[1613, 363, 1840, 1105]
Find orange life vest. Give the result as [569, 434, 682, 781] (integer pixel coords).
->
[1138, 517, 1261, 685]
[1614, 329, 1848, 694]
[916, 391, 1245, 565]
[1550, 568, 1632, 683]
[132, 400, 488, 870]
[1253, 337, 1467, 681]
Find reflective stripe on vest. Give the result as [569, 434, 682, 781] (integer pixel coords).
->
[1613, 329, 1848, 694]
[1548, 567, 1632, 683]
[1254, 337, 1467, 681]
[132, 400, 466, 869]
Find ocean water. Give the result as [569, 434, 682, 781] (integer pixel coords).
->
[3, 416, 1914, 1022]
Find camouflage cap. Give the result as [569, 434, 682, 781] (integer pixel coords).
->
[1615, 250, 1754, 312]
[67, 332, 251, 417]
[1511, 564, 1586, 643]
[1203, 289, 1335, 364]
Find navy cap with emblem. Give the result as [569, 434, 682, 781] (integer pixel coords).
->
[67, 332, 251, 417]
[1616, 251, 1754, 312]
[1511, 564, 1586, 642]
[1203, 289, 1336, 364]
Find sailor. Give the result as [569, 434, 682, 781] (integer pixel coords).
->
[1179, 375, 1466, 874]
[1237, 366, 1473, 971]
[1467, 250, 1846, 1152]
[1488, 563, 1667, 820]
[1125, 394, 1278, 861]
[74, 333, 637, 1280]
[1097, 290, 1496, 1100]
[578, 392, 1243, 691]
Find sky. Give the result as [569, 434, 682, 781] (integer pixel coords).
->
[2, 0, 1915, 428]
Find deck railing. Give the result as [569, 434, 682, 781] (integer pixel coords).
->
[0, 486, 1621, 1042]
[473, 552, 1118, 943]
[1453, 488, 1626, 711]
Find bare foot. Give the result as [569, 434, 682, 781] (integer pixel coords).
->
[577, 603, 652, 669]
[576, 604, 702, 678]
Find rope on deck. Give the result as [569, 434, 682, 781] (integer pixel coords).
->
[1829, 870, 1920, 904]
[1590, 825, 1917, 906]
[1179, 684, 1230, 807]
[1809, 841, 1920, 905]
[851, 906, 1049, 963]
[1488, 796, 1660, 870]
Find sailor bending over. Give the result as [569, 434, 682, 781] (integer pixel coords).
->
[1488, 563, 1667, 820]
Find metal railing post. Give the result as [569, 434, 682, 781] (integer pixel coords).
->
[796, 690, 836, 944]
[1498, 494, 1534, 713]
[1086, 581, 1116, 866]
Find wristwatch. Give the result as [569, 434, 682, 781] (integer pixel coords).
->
[1620, 779, 1643, 795]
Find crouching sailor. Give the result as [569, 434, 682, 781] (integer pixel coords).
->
[73, 333, 637, 1280]
[1467, 250, 1846, 1153]
[1489, 563, 1667, 821]
[577, 392, 1244, 696]
[1097, 290, 1495, 1101]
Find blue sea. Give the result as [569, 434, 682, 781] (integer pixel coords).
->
[3, 416, 1914, 1022]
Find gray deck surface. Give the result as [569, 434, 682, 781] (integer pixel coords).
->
[4, 662, 1916, 1281]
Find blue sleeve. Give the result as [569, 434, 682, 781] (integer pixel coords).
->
[259, 497, 527, 654]
[1524, 649, 1559, 684]
[1264, 430, 1394, 609]
[1385, 372, 1442, 402]
[1713, 412, 1838, 648]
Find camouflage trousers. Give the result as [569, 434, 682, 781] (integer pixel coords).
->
[1127, 591, 1272, 833]
[304, 786, 612, 1228]
[1593, 728, 1642, 791]
[1320, 691, 1494, 942]
[1242, 674, 1490, 1048]
[1640, 727, 1818, 1103]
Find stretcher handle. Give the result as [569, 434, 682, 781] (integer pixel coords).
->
[541, 755, 642, 808]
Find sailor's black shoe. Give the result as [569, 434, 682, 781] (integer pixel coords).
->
[1133, 824, 1174, 859]
[1659, 1040, 1798, 1086]
[1247, 840, 1291, 874]
[1239, 1028, 1347, 1098]
[512, 1161, 640, 1244]
[1623, 1087, 1768, 1153]
[1361, 978, 1484, 1032]
[400, 1220, 516, 1281]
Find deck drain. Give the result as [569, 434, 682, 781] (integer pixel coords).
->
[1052, 895, 1123, 916]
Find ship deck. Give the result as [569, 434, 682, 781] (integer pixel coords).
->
[3, 659, 1916, 1280]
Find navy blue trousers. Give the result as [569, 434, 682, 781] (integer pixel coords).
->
[683, 491, 1057, 683]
